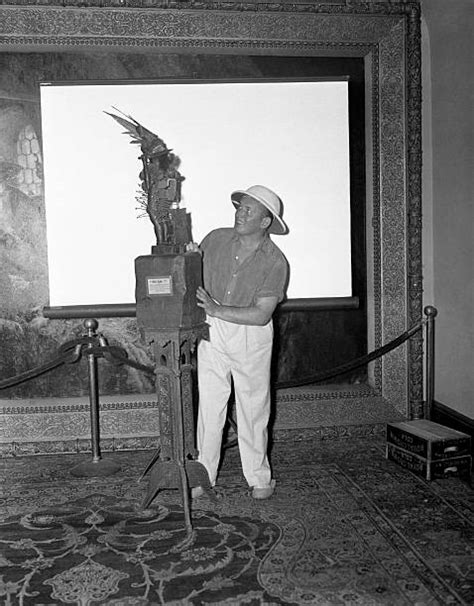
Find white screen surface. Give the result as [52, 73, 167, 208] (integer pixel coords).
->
[40, 79, 352, 306]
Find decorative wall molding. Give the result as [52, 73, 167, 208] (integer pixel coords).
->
[0, 6, 403, 51]
[0, 386, 403, 456]
[0, 0, 423, 419]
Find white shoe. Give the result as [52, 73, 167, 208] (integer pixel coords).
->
[252, 479, 276, 500]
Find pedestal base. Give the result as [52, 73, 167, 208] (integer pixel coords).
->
[142, 459, 215, 508]
[70, 458, 121, 477]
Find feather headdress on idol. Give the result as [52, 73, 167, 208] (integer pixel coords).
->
[105, 107, 189, 249]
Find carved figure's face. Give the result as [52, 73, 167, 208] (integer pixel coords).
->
[234, 196, 271, 236]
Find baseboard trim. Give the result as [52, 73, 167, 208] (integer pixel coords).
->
[0, 384, 402, 457]
[0, 422, 389, 458]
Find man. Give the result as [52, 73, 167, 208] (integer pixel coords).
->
[188, 184, 289, 500]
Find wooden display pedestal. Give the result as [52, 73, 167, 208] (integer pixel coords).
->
[386, 419, 472, 482]
[135, 250, 213, 537]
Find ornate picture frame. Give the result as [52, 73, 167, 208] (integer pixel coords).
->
[0, 0, 422, 418]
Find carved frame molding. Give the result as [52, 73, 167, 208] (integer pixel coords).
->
[0, 0, 423, 418]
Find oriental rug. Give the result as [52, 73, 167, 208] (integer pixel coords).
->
[0, 438, 473, 605]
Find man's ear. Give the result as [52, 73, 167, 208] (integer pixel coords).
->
[261, 216, 272, 230]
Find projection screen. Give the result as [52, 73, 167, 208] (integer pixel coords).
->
[40, 78, 352, 307]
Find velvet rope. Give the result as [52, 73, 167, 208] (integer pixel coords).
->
[0, 338, 154, 391]
[0, 344, 83, 390]
[274, 320, 425, 390]
[0, 320, 424, 392]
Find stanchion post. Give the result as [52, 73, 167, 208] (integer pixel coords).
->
[85, 319, 101, 463]
[424, 306, 437, 420]
[70, 319, 121, 477]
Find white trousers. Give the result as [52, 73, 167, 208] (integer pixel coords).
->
[196, 316, 274, 488]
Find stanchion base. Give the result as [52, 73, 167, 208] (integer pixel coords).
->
[70, 458, 121, 477]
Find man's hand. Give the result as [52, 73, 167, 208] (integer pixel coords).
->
[196, 286, 220, 316]
[186, 242, 202, 254]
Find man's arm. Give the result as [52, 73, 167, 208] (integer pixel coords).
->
[196, 286, 278, 326]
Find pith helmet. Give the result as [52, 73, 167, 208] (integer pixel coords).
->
[231, 185, 288, 235]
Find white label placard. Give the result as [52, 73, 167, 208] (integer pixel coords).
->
[147, 276, 173, 296]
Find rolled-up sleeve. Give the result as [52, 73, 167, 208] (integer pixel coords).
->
[255, 255, 288, 303]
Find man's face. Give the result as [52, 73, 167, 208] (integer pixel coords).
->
[234, 196, 269, 236]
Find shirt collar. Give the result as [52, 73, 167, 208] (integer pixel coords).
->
[231, 232, 272, 253]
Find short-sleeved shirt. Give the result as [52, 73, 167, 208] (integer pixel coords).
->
[200, 228, 288, 307]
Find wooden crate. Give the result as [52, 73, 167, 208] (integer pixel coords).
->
[386, 420, 471, 481]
